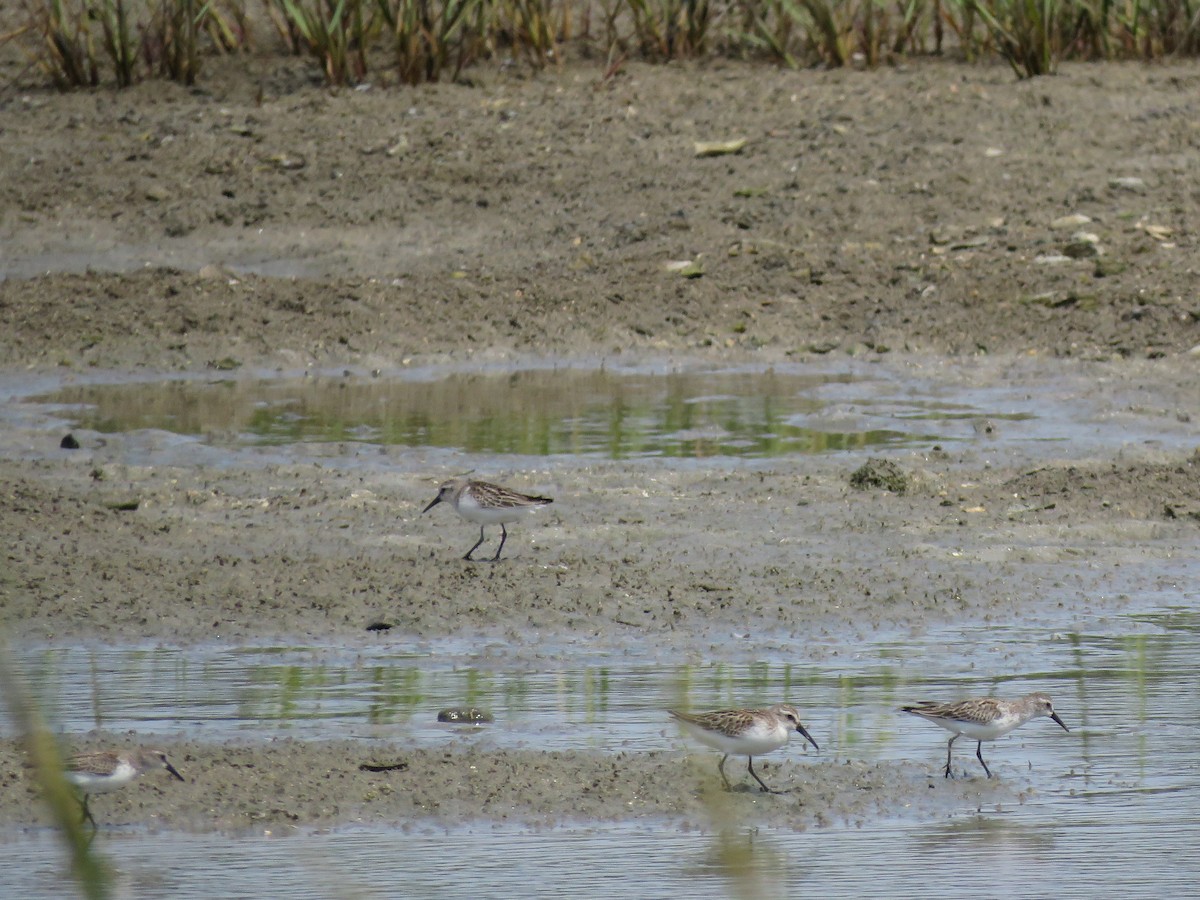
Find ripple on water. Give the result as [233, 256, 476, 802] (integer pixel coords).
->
[5, 608, 1199, 900]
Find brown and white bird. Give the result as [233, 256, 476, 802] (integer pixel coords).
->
[669, 703, 819, 793]
[65, 749, 185, 828]
[422, 477, 553, 561]
[900, 692, 1069, 778]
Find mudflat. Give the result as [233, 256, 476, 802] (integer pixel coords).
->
[1, 51, 1198, 831]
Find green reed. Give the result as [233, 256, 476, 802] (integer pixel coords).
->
[7, 0, 1200, 88]
[10, 0, 249, 87]
[144, 0, 203, 83]
[962, 0, 1060, 75]
[279, 0, 373, 84]
[493, 0, 564, 68]
[0, 636, 110, 900]
[377, 0, 484, 85]
[622, 0, 714, 57]
[17, 0, 101, 88]
[144, 0, 250, 84]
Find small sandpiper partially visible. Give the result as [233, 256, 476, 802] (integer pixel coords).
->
[65, 749, 186, 828]
[422, 477, 553, 561]
[669, 703, 819, 794]
[900, 692, 1069, 778]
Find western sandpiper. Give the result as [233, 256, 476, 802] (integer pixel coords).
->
[900, 692, 1069, 778]
[422, 477, 553, 561]
[65, 749, 185, 827]
[669, 703, 819, 793]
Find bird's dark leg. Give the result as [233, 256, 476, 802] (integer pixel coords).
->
[464, 526, 487, 561]
[944, 734, 958, 779]
[717, 754, 732, 790]
[747, 757, 774, 793]
[79, 795, 96, 830]
[976, 741, 992, 778]
[491, 524, 508, 561]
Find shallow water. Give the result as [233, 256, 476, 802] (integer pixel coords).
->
[7, 585, 1199, 897]
[8, 609, 1194, 769]
[7, 358, 1195, 466]
[2, 809, 1197, 900]
[17, 366, 966, 459]
[2, 610, 1198, 900]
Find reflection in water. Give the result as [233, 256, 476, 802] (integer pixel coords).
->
[16, 648, 826, 750]
[698, 829, 793, 900]
[911, 816, 1058, 854]
[27, 368, 967, 458]
[9, 623, 1198, 765]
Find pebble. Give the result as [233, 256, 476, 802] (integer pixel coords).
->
[1109, 176, 1146, 193]
[1063, 232, 1101, 258]
[1050, 214, 1091, 230]
[438, 708, 494, 724]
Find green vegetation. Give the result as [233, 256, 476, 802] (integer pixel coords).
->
[5, 0, 1200, 88]
[0, 637, 111, 899]
[12, 0, 246, 88]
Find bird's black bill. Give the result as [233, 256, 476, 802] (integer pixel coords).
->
[1050, 712, 1070, 732]
[422, 496, 442, 514]
[166, 763, 185, 782]
[796, 724, 819, 751]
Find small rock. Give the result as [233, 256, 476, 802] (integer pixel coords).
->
[1063, 235, 1100, 259]
[694, 138, 747, 157]
[359, 761, 408, 772]
[145, 184, 171, 202]
[1109, 176, 1146, 193]
[949, 236, 989, 251]
[60, 433, 80, 450]
[849, 458, 909, 494]
[198, 263, 237, 282]
[268, 153, 306, 171]
[437, 707, 494, 724]
[1050, 214, 1092, 230]
[664, 259, 703, 278]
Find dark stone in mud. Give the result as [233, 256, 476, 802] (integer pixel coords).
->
[849, 458, 910, 494]
[437, 707, 495, 724]
[60, 433, 80, 449]
[359, 761, 408, 773]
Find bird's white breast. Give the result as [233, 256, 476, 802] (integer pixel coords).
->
[67, 760, 139, 794]
[680, 718, 790, 756]
[456, 491, 542, 525]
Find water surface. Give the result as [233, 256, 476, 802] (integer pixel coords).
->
[17, 355, 1193, 464]
[5, 606, 1198, 900]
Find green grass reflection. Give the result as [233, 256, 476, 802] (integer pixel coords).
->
[31, 369, 949, 459]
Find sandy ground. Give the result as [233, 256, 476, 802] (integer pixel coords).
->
[1, 49, 1198, 832]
